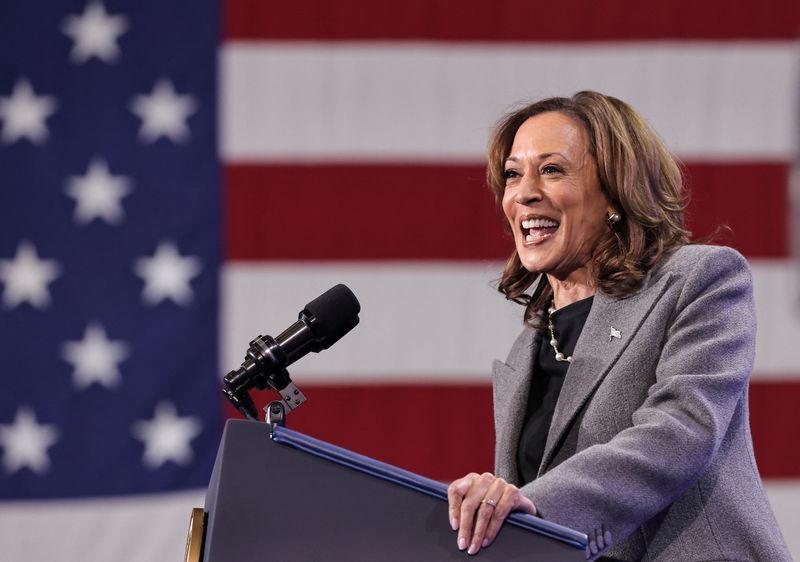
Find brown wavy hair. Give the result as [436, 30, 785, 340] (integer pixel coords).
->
[487, 91, 690, 327]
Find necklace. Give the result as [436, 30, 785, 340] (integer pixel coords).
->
[547, 302, 573, 363]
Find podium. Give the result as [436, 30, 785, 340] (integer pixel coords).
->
[190, 419, 587, 561]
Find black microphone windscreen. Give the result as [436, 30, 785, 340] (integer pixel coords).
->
[302, 284, 361, 341]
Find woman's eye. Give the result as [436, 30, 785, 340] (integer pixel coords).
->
[541, 164, 561, 175]
[503, 169, 519, 180]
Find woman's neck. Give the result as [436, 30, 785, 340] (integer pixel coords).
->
[547, 270, 596, 310]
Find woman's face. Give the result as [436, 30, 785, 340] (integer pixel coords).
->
[501, 111, 612, 281]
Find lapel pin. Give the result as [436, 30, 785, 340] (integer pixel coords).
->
[609, 326, 621, 342]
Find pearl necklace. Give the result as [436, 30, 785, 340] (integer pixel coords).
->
[547, 302, 573, 363]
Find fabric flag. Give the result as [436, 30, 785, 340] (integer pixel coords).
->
[2, 1, 800, 561]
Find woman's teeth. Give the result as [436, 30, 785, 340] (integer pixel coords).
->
[522, 218, 558, 242]
[521, 218, 558, 229]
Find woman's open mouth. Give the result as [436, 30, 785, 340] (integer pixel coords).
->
[521, 217, 559, 243]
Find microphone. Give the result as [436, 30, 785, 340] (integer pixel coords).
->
[223, 284, 361, 420]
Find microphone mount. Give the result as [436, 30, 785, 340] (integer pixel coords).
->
[222, 334, 308, 422]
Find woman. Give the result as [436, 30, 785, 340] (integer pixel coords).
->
[447, 91, 791, 561]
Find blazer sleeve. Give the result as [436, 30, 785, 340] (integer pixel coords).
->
[521, 246, 756, 552]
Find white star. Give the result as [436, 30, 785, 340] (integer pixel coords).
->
[134, 240, 202, 306]
[131, 402, 202, 469]
[65, 157, 133, 225]
[130, 79, 197, 143]
[0, 407, 60, 475]
[0, 79, 58, 145]
[61, 1, 129, 64]
[0, 241, 61, 309]
[61, 322, 130, 389]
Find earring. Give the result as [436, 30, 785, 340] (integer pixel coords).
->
[606, 211, 621, 225]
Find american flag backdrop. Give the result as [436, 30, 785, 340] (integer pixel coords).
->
[1, 1, 799, 560]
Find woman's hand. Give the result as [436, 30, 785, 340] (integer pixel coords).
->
[447, 472, 536, 555]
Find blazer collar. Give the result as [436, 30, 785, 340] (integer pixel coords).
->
[492, 326, 538, 484]
[538, 270, 674, 476]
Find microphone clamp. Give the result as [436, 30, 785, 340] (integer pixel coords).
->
[222, 335, 308, 421]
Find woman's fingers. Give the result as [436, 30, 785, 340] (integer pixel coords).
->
[482, 485, 537, 548]
[447, 472, 478, 531]
[446, 474, 538, 556]
[454, 472, 496, 551]
[447, 472, 538, 555]
[466, 477, 508, 554]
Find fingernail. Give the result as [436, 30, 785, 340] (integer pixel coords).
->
[458, 537, 467, 551]
[468, 543, 478, 555]
[482, 538, 489, 547]
[451, 517, 459, 531]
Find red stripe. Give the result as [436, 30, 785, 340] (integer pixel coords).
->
[683, 163, 789, 257]
[224, 380, 799, 480]
[224, 0, 800, 41]
[749, 381, 800, 478]
[225, 162, 788, 260]
[225, 164, 504, 261]
[224, 385, 495, 480]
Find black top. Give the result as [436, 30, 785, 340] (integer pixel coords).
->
[516, 296, 594, 485]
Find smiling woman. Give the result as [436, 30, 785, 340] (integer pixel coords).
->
[446, 92, 792, 561]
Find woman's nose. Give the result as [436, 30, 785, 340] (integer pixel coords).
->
[513, 175, 542, 205]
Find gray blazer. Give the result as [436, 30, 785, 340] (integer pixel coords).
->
[492, 245, 791, 561]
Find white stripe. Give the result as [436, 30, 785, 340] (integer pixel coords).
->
[221, 262, 522, 382]
[221, 41, 800, 162]
[765, 481, 800, 559]
[751, 260, 800, 377]
[0, 489, 204, 562]
[221, 260, 800, 381]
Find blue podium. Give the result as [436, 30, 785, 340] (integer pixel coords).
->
[196, 419, 587, 561]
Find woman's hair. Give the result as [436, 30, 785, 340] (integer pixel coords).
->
[487, 91, 690, 327]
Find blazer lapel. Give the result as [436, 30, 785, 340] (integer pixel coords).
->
[538, 271, 674, 476]
[492, 326, 539, 484]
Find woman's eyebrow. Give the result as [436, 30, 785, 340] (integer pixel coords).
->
[537, 152, 567, 160]
[504, 152, 568, 164]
